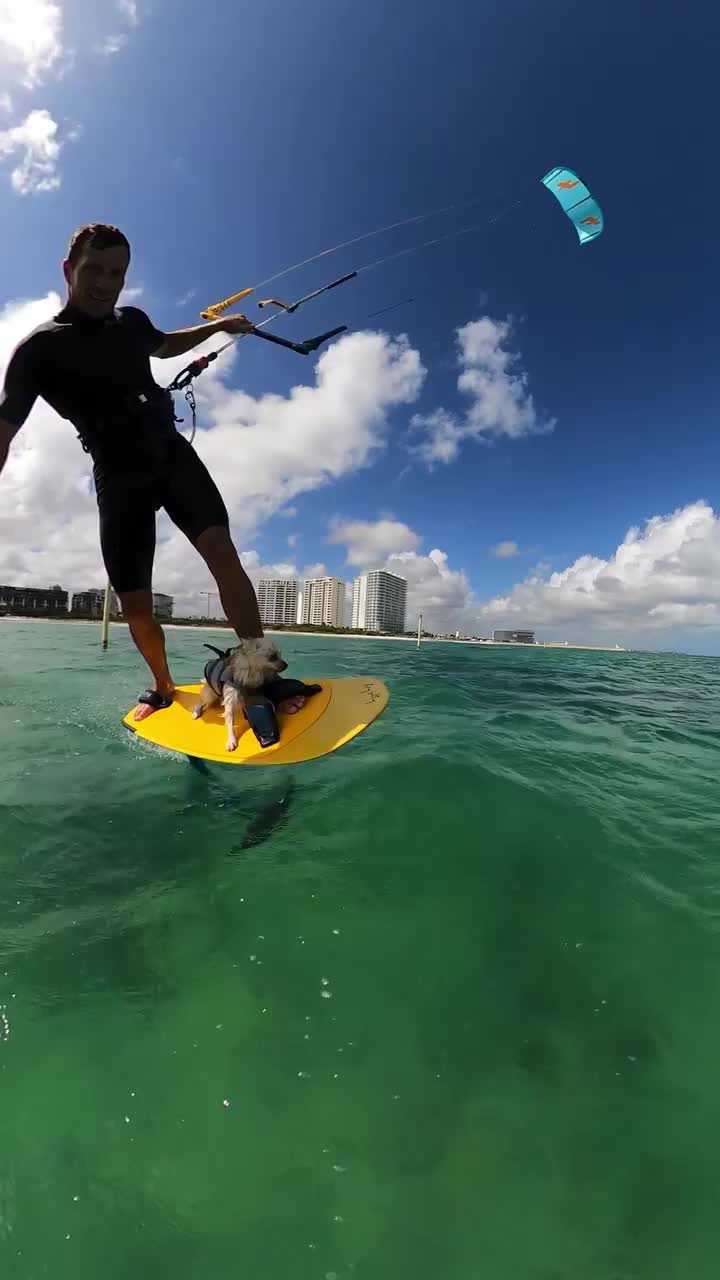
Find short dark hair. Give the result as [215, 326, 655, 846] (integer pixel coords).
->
[67, 223, 131, 265]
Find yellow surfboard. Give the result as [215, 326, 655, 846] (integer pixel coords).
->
[122, 677, 389, 766]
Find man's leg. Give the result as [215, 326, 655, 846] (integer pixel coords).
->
[194, 526, 263, 638]
[95, 467, 172, 721]
[195, 526, 305, 713]
[119, 589, 176, 722]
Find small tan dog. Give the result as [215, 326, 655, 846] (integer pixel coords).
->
[192, 637, 287, 752]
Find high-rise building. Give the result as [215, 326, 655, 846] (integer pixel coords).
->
[71, 588, 119, 617]
[301, 577, 345, 628]
[257, 579, 299, 627]
[351, 571, 407, 633]
[153, 593, 174, 620]
[0, 583, 68, 614]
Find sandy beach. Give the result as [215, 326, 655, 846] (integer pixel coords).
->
[0, 615, 630, 652]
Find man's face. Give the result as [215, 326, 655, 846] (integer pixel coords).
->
[62, 243, 130, 318]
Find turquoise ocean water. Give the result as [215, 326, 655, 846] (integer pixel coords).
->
[2, 619, 720, 1278]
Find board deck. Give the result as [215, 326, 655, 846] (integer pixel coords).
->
[122, 676, 389, 765]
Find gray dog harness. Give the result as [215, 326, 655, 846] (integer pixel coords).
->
[203, 644, 237, 696]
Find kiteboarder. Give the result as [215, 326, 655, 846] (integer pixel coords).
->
[0, 223, 308, 723]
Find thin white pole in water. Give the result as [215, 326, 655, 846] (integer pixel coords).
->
[101, 579, 112, 650]
[417, 613, 423, 648]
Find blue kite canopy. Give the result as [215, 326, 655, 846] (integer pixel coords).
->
[541, 166, 604, 245]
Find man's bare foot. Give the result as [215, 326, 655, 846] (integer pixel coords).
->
[278, 696, 305, 715]
[134, 685, 175, 721]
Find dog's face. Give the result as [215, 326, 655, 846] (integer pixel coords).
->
[225, 637, 287, 690]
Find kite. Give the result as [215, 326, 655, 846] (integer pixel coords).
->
[541, 166, 604, 244]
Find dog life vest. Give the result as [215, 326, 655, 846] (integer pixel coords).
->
[203, 644, 239, 696]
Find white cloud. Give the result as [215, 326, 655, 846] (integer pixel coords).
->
[479, 502, 720, 640]
[0, 91, 12, 114]
[0, 300, 425, 612]
[0, 293, 109, 591]
[491, 540, 519, 558]
[411, 315, 553, 464]
[96, 0, 142, 59]
[0, 108, 65, 193]
[96, 32, 128, 55]
[179, 330, 425, 539]
[328, 503, 720, 643]
[328, 516, 476, 633]
[0, 0, 62, 88]
[117, 0, 139, 26]
[287, 533, 298, 548]
[328, 516, 420, 566]
[302, 562, 327, 581]
[241, 552, 297, 582]
[387, 547, 476, 632]
[409, 407, 461, 465]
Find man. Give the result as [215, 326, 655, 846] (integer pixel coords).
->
[0, 223, 305, 723]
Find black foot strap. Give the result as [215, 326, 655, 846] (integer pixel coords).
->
[137, 689, 173, 710]
[243, 699, 281, 748]
[243, 680, 322, 749]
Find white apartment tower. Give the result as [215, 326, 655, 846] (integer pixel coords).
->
[351, 570, 407, 633]
[302, 576, 345, 628]
[257, 579, 299, 627]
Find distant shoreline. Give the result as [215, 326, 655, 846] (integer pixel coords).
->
[0, 615, 630, 653]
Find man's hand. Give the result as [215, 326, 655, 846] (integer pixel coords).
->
[219, 313, 255, 336]
[154, 313, 255, 360]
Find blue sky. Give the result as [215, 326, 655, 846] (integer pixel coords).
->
[2, 0, 720, 649]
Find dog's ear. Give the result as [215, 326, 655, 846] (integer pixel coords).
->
[204, 643, 233, 660]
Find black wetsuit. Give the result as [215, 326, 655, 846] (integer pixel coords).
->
[0, 304, 228, 593]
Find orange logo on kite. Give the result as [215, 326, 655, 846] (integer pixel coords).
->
[580, 216, 601, 225]
[557, 179, 579, 189]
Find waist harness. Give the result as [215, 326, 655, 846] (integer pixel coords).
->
[75, 386, 179, 460]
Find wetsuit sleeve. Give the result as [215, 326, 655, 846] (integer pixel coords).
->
[0, 337, 39, 428]
[121, 306, 166, 356]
